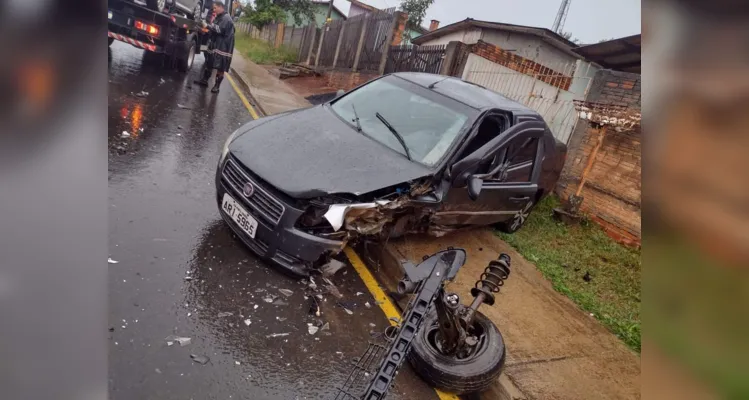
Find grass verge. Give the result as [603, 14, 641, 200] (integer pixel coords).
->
[234, 34, 298, 65]
[496, 195, 641, 352]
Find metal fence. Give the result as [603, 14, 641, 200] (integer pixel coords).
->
[384, 44, 447, 74]
[463, 55, 597, 144]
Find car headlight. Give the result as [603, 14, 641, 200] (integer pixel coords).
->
[219, 128, 242, 165]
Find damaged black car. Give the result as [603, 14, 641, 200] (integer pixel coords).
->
[215, 72, 566, 276]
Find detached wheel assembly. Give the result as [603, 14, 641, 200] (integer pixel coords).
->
[409, 309, 506, 395]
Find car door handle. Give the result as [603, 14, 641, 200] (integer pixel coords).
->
[509, 196, 530, 202]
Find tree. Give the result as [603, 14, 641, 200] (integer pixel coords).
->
[399, 0, 434, 41]
[245, 0, 313, 29]
[560, 31, 581, 45]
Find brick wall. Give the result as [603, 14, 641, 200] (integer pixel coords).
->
[470, 40, 573, 91]
[556, 70, 642, 246]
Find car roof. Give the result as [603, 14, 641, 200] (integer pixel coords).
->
[391, 72, 538, 114]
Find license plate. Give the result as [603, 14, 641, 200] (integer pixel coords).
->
[108, 10, 113, 19]
[222, 193, 258, 238]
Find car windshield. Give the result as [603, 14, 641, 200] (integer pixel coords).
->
[330, 76, 472, 167]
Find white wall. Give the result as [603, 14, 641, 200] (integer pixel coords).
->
[418, 28, 483, 46]
[462, 53, 586, 144]
[348, 3, 369, 17]
[480, 30, 578, 69]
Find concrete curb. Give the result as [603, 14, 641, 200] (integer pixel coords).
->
[229, 66, 267, 117]
[355, 240, 527, 400]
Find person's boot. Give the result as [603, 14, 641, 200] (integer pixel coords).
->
[211, 74, 224, 93]
[193, 68, 210, 87]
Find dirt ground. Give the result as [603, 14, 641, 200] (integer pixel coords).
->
[388, 229, 641, 400]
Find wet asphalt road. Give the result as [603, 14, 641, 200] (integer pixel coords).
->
[107, 42, 438, 400]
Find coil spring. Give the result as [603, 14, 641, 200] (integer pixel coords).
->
[472, 254, 511, 304]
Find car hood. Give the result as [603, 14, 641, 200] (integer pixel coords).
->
[228, 106, 434, 199]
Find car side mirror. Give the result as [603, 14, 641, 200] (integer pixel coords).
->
[335, 89, 345, 99]
[467, 175, 483, 200]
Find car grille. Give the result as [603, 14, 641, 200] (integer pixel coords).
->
[222, 158, 285, 226]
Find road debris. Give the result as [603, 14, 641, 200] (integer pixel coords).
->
[307, 324, 319, 335]
[276, 316, 287, 322]
[108, 258, 119, 264]
[323, 278, 343, 299]
[217, 311, 233, 318]
[134, 90, 149, 98]
[263, 296, 274, 303]
[278, 288, 293, 297]
[190, 354, 210, 365]
[308, 297, 321, 317]
[253, 304, 259, 310]
[267, 333, 290, 338]
[184, 276, 193, 281]
[165, 335, 191, 347]
[235, 361, 241, 365]
[365, 302, 371, 308]
[321, 259, 345, 277]
[177, 103, 192, 110]
[272, 299, 288, 306]
[320, 322, 330, 331]
[121, 131, 131, 138]
[343, 308, 353, 315]
[244, 319, 251, 326]
[356, 292, 364, 296]
[308, 277, 318, 290]
[155, 368, 162, 374]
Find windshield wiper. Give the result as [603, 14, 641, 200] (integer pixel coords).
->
[351, 104, 362, 132]
[375, 112, 411, 160]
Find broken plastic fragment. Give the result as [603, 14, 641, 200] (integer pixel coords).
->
[356, 292, 364, 296]
[365, 302, 371, 308]
[108, 258, 119, 264]
[244, 319, 251, 326]
[278, 288, 293, 297]
[323, 201, 390, 231]
[272, 299, 288, 306]
[320, 322, 330, 331]
[165, 335, 191, 347]
[266, 333, 290, 338]
[263, 296, 274, 303]
[343, 308, 353, 315]
[190, 354, 210, 364]
[134, 90, 149, 98]
[235, 361, 241, 365]
[121, 131, 131, 138]
[321, 259, 346, 277]
[217, 311, 233, 318]
[307, 324, 319, 335]
[253, 304, 259, 310]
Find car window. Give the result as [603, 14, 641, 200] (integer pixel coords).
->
[330, 77, 472, 167]
[501, 137, 539, 183]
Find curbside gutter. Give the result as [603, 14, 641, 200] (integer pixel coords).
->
[229, 66, 267, 117]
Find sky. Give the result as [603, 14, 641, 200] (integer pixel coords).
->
[331, 0, 641, 44]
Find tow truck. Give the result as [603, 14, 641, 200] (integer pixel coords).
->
[107, 0, 215, 72]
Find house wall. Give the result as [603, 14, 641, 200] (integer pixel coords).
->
[348, 3, 369, 17]
[480, 29, 578, 68]
[556, 70, 642, 246]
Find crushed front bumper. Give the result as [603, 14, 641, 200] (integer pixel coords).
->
[215, 156, 345, 277]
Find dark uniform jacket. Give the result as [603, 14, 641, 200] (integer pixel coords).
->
[206, 11, 235, 72]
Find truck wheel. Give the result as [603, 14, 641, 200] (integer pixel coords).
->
[108, 37, 114, 46]
[408, 310, 506, 395]
[177, 39, 197, 72]
[146, 0, 166, 12]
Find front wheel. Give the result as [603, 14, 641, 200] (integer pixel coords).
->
[408, 310, 506, 395]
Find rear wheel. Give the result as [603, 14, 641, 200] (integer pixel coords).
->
[496, 200, 535, 234]
[408, 310, 506, 395]
[177, 39, 197, 72]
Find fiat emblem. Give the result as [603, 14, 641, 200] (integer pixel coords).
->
[242, 182, 254, 197]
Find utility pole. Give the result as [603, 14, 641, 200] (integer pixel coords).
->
[325, 0, 334, 22]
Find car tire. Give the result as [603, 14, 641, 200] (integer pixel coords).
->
[177, 38, 197, 72]
[496, 199, 535, 234]
[408, 310, 506, 395]
[146, 0, 166, 12]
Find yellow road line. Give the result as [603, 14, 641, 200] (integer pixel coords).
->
[343, 247, 460, 400]
[226, 73, 260, 120]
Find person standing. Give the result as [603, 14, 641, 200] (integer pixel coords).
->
[193, 1, 235, 93]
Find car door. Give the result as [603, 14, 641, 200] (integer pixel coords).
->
[433, 121, 546, 227]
